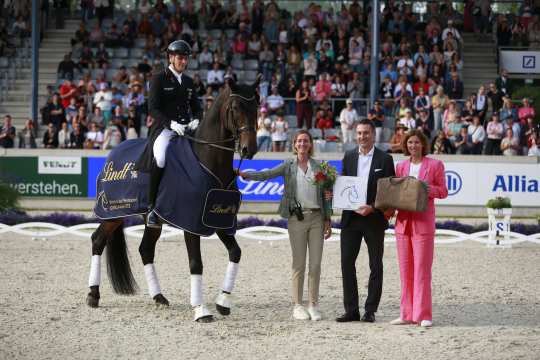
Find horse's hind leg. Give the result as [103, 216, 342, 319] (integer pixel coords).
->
[184, 231, 214, 323]
[138, 224, 169, 307]
[86, 220, 121, 307]
[215, 231, 242, 316]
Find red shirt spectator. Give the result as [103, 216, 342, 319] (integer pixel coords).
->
[232, 34, 247, 55]
[316, 109, 333, 136]
[59, 80, 78, 109]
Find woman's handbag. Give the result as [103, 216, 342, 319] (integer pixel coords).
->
[374, 176, 428, 212]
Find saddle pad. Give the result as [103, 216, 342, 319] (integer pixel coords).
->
[202, 189, 241, 229]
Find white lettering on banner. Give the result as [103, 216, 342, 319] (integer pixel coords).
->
[38, 156, 82, 174]
[438, 162, 540, 206]
[236, 168, 285, 196]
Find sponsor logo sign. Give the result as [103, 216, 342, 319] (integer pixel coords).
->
[234, 159, 342, 202]
[38, 156, 82, 174]
[0, 157, 87, 197]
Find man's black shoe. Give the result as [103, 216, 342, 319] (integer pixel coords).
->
[335, 312, 361, 322]
[361, 311, 376, 323]
[146, 210, 161, 228]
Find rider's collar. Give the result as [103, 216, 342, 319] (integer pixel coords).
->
[168, 65, 182, 85]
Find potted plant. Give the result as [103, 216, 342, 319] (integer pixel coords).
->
[486, 196, 512, 217]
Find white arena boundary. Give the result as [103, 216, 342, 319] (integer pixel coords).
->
[1, 223, 539, 246]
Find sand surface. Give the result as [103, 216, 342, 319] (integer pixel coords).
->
[0, 234, 539, 360]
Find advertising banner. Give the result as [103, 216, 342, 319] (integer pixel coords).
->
[2, 155, 537, 206]
[438, 163, 539, 206]
[0, 157, 87, 197]
[234, 159, 342, 202]
[500, 50, 540, 74]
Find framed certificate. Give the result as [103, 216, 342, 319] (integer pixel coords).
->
[332, 176, 367, 210]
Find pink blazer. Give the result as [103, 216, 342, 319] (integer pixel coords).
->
[394, 157, 448, 236]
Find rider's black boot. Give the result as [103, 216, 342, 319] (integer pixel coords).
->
[146, 164, 164, 228]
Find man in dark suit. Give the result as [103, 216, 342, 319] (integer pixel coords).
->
[336, 118, 395, 323]
[446, 72, 463, 100]
[136, 39, 203, 227]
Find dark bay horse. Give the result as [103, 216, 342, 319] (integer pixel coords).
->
[86, 78, 259, 322]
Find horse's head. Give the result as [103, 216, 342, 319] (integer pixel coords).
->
[223, 76, 261, 159]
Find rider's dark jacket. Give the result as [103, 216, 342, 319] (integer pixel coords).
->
[135, 67, 203, 172]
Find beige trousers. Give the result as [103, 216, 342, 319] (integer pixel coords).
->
[287, 211, 324, 305]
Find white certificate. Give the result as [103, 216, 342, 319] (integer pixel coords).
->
[332, 176, 367, 210]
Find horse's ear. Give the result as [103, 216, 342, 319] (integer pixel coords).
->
[252, 74, 263, 89]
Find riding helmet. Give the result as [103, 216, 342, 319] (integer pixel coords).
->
[167, 40, 192, 56]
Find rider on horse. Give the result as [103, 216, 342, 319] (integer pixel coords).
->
[135, 39, 203, 227]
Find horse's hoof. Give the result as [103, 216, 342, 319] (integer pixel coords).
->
[196, 315, 215, 323]
[86, 293, 100, 308]
[216, 303, 230, 316]
[215, 292, 232, 316]
[153, 294, 169, 307]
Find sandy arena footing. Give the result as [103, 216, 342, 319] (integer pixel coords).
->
[0, 234, 539, 359]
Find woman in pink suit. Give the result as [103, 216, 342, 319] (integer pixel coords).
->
[391, 129, 448, 327]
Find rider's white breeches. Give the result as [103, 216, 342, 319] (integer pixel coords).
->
[153, 128, 174, 168]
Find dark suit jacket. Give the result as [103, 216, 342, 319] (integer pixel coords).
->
[136, 68, 203, 171]
[340, 146, 395, 229]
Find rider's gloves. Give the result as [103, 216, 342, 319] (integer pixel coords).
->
[187, 119, 199, 130]
[170, 120, 187, 136]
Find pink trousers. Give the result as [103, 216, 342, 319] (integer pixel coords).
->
[395, 230, 434, 322]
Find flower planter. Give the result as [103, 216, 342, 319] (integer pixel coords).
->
[486, 207, 512, 248]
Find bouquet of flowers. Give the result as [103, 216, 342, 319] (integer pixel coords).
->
[312, 161, 337, 189]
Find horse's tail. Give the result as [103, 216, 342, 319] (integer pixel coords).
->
[106, 222, 138, 295]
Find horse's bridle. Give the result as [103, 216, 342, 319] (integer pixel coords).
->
[183, 93, 257, 153]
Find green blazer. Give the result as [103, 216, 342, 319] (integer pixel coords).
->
[244, 157, 333, 220]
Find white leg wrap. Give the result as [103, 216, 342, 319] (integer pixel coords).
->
[193, 304, 212, 321]
[144, 263, 162, 298]
[216, 292, 232, 309]
[88, 255, 101, 287]
[190, 274, 203, 307]
[222, 261, 239, 293]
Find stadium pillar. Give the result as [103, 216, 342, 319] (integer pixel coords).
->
[369, 0, 380, 108]
[31, 0, 39, 125]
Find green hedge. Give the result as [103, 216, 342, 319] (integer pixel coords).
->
[0, 182, 19, 212]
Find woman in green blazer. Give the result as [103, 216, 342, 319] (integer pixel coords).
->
[239, 129, 332, 321]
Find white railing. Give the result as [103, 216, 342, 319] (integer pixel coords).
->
[1, 223, 540, 246]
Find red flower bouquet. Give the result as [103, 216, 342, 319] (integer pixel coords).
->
[312, 161, 337, 189]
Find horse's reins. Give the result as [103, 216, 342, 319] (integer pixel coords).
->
[182, 92, 257, 189]
[182, 93, 257, 153]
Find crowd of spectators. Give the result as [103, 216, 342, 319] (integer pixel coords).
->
[0, 0, 32, 57]
[1, 0, 539, 156]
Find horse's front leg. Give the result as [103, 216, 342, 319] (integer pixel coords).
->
[139, 224, 169, 307]
[86, 220, 122, 308]
[215, 231, 242, 316]
[184, 231, 214, 322]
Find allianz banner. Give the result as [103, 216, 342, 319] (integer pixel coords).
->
[438, 162, 539, 206]
[0, 156, 87, 197]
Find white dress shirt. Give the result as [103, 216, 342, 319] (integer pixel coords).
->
[168, 65, 182, 86]
[357, 146, 374, 203]
[296, 162, 319, 209]
[409, 162, 421, 179]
